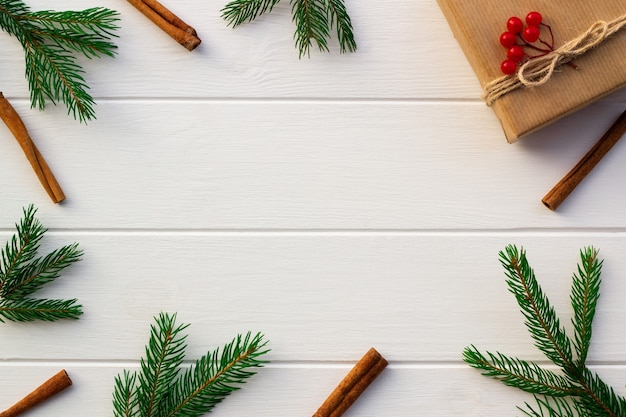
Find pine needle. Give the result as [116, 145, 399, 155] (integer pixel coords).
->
[0, 204, 83, 322]
[464, 245, 626, 417]
[570, 247, 602, 368]
[326, 0, 356, 53]
[500, 246, 574, 371]
[292, 0, 330, 57]
[221, 0, 282, 27]
[221, 0, 356, 57]
[462, 346, 578, 397]
[113, 313, 269, 417]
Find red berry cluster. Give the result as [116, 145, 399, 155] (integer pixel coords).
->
[499, 11, 552, 75]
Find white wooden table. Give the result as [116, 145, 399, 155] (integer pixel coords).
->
[1, 1, 625, 415]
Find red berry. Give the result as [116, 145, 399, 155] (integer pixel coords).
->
[522, 25, 540, 42]
[500, 59, 518, 75]
[499, 31, 517, 48]
[507, 16, 523, 34]
[526, 11, 542, 26]
[507, 45, 524, 62]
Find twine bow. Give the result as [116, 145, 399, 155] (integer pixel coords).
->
[482, 14, 626, 106]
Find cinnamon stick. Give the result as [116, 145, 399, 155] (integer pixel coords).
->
[542, 109, 626, 211]
[0, 370, 73, 417]
[313, 348, 387, 417]
[127, 0, 201, 50]
[0, 93, 65, 203]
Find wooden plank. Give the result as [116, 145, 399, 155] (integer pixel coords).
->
[1, 101, 625, 229]
[0, 363, 624, 417]
[0, 233, 625, 362]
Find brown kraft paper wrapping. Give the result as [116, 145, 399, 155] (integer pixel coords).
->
[436, 0, 626, 142]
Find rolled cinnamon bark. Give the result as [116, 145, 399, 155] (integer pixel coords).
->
[542, 109, 626, 210]
[127, 0, 201, 50]
[313, 348, 387, 417]
[0, 370, 73, 417]
[0, 92, 65, 203]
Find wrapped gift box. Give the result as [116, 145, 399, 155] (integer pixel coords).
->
[436, 0, 626, 142]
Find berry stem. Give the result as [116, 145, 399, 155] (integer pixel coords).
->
[544, 23, 554, 48]
[516, 35, 551, 54]
[538, 23, 554, 50]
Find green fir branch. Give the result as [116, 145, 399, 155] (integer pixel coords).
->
[570, 247, 602, 369]
[577, 368, 626, 417]
[464, 245, 626, 417]
[499, 246, 575, 371]
[0, 205, 83, 322]
[113, 313, 269, 417]
[221, 0, 282, 27]
[2, 243, 82, 300]
[463, 346, 578, 397]
[518, 396, 578, 417]
[0, 297, 81, 322]
[0, 1, 119, 122]
[326, 0, 356, 53]
[26, 8, 119, 57]
[113, 371, 139, 417]
[0, 0, 28, 34]
[221, 0, 356, 57]
[137, 313, 189, 417]
[292, 0, 330, 58]
[162, 332, 268, 417]
[0, 203, 45, 288]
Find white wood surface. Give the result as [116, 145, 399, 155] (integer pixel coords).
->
[0, 0, 625, 416]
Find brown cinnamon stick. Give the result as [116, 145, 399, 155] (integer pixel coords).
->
[127, 0, 201, 50]
[0, 92, 65, 203]
[0, 370, 73, 417]
[313, 348, 387, 417]
[542, 109, 626, 211]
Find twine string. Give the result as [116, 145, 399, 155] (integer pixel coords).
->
[482, 14, 626, 106]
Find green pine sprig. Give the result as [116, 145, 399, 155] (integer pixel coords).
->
[0, 204, 83, 322]
[221, 0, 356, 58]
[0, 0, 119, 122]
[113, 312, 269, 417]
[463, 245, 626, 417]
